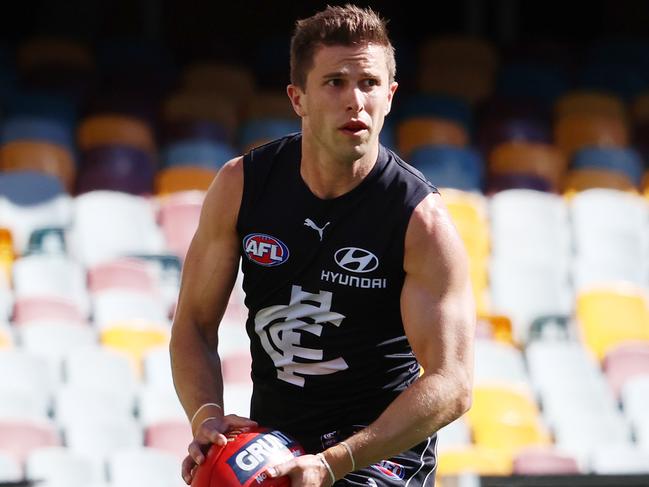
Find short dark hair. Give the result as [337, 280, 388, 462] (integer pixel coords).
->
[289, 4, 396, 89]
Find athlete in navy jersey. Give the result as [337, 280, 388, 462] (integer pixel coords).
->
[171, 5, 475, 487]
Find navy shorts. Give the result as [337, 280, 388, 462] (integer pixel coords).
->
[317, 427, 438, 486]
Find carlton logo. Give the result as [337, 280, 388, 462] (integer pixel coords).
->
[243, 233, 289, 267]
[334, 247, 379, 273]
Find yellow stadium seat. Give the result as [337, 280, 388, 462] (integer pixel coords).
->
[555, 91, 627, 120]
[438, 445, 513, 476]
[631, 92, 649, 124]
[396, 117, 469, 159]
[576, 285, 649, 360]
[489, 142, 567, 192]
[243, 91, 299, 121]
[181, 62, 256, 101]
[18, 37, 94, 71]
[466, 384, 541, 435]
[0, 228, 14, 283]
[0, 141, 76, 192]
[472, 418, 552, 452]
[155, 166, 217, 194]
[100, 321, 170, 376]
[440, 189, 490, 315]
[77, 115, 156, 154]
[554, 114, 629, 158]
[0, 325, 12, 349]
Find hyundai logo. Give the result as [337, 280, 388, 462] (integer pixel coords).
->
[334, 247, 379, 273]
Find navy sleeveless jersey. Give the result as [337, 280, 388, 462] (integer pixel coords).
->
[236, 133, 438, 452]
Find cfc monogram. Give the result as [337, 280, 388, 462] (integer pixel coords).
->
[254, 285, 349, 387]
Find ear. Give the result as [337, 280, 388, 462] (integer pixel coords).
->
[287, 84, 307, 117]
[384, 81, 399, 115]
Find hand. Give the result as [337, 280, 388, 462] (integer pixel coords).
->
[181, 414, 258, 485]
[267, 454, 334, 487]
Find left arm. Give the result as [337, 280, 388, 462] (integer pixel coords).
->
[270, 192, 475, 485]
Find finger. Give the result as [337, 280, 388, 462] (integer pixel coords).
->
[267, 458, 297, 478]
[224, 415, 259, 428]
[188, 441, 207, 465]
[195, 419, 228, 446]
[181, 455, 196, 484]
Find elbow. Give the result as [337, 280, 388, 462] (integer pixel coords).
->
[449, 377, 473, 421]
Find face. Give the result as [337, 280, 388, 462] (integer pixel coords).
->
[287, 42, 398, 163]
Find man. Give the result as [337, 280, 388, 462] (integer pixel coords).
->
[170, 4, 475, 486]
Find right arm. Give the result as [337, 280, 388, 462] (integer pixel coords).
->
[169, 156, 257, 483]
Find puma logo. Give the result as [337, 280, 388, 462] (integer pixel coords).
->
[304, 218, 330, 241]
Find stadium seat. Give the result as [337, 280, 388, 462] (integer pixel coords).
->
[54, 384, 135, 428]
[602, 341, 649, 398]
[0, 452, 21, 482]
[158, 193, 203, 260]
[142, 346, 174, 389]
[409, 145, 484, 191]
[144, 420, 192, 460]
[0, 116, 74, 149]
[393, 93, 473, 133]
[181, 62, 255, 102]
[417, 36, 499, 104]
[92, 291, 169, 329]
[0, 350, 52, 417]
[563, 168, 638, 195]
[0, 267, 13, 324]
[571, 147, 644, 187]
[223, 382, 253, 418]
[396, 117, 469, 158]
[155, 166, 217, 194]
[0, 140, 76, 191]
[107, 447, 181, 487]
[239, 118, 301, 152]
[437, 445, 512, 476]
[0, 322, 12, 349]
[163, 119, 230, 146]
[473, 340, 530, 387]
[222, 349, 253, 385]
[5, 91, 78, 126]
[0, 170, 65, 206]
[77, 114, 156, 154]
[68, 190, 165, 266]
[589, 444, 649, 474]
[137, 384, 187, 426]
[242, 91, 299, 121]
[64, 417, 143, 480]
[16, 322, 97, 387]
[76, 145, 156, 195]
[494, 63, 568, 104]
[12, 296, 85, 325]
[162, 91, 239, 144]
[486, 173, 554, 194]
[0, 189, 72, 256]
[162, 140, 235, 169]
[477, 117, 552, 159]
[63, 346, 138, 411]
[18, 37, 93, 73]
[620, 376, 649, 427]
[26, 446, 96, 487]
[554, 114, 629, 158]
[489, 189, 571, 268]
[87, 257, 160, 295]
[12, 254, 89, 316]
[488, 142, 566, 192]
[100, 321, 170, 375]
[436, 418, 471, 452]
[570, 190, 649, 290]
[554, 90, 627, 119]
[512, 447, 581, 474]
[576, 285, 649, 360]
[0, 418, 61, 465]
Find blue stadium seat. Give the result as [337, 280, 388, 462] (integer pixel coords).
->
[238, 118, 301, 151]
[1, 116, 74, 150]
[162, 140, 236, 170]
[76, 146, 155, 195]
[393, 93, 473, 134]
[495, 63, 569, 104]
[572, 147, 644, 186]
[409, 145, 483, 191]
[0, 171, 65, 205]
[5, 91, 78, 126]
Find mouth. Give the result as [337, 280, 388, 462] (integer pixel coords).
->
[339, 120, 369, 136]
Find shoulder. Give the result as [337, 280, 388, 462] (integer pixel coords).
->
[198, 156, 244, 233]
[404, 193, 468, 280]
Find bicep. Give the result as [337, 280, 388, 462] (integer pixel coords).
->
[401, 193, 475, 375]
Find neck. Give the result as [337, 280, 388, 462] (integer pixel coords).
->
[300, 137, 379, 200]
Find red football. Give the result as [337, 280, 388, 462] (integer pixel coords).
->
[191, 427, 305, 487]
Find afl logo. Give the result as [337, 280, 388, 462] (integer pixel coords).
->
[243, 233, 289, 267]
[334, 247, 379, 273]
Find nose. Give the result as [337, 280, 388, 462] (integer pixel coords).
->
[346, 87, 364, 113]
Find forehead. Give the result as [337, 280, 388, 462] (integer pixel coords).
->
[309, 42, 390, 78]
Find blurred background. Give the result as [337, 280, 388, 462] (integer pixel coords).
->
[1, 0, 649, 486]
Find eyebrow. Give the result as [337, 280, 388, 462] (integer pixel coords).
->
[322, 70, 381, 79]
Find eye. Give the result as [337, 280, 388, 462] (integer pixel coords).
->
[326, 78, 343, 87]
[362, 78, 380, 88]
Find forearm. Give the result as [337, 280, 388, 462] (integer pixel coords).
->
[170, 321, 225, 431]
[323, 371, 471, 477]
